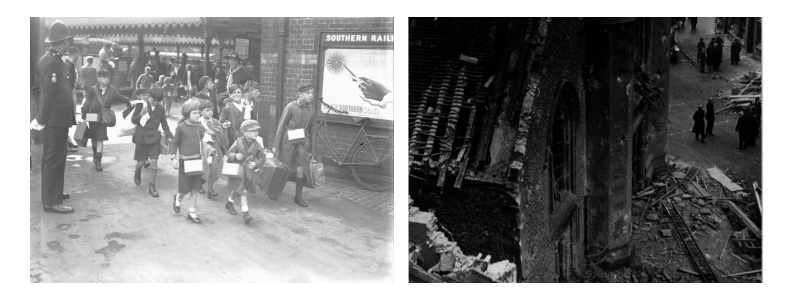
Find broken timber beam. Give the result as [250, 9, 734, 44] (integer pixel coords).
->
[725, 200, 762, 239]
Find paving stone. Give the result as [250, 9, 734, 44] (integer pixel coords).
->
[660, 229, 672, 237]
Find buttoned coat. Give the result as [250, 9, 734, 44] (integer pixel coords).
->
[36, 50, 76, 128]
[131, 102, 172, 145]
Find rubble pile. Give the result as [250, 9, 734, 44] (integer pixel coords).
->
[409, 197, 517, 283]
[715, 72, 761, 114]
[626, 162, 762, 283]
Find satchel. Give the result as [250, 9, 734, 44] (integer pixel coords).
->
[286, 115, 310, 145]
[92, 86, 117, 127]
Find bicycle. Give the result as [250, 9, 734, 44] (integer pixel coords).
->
[314, 98, 394, 191]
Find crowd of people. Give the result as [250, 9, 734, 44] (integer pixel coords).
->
[33, 20, 316, 224]
[691, 98, 761, 150]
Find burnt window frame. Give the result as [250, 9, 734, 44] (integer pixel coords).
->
[547, 81, 578, 215]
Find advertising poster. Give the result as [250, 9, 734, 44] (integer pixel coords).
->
[321, 48, 394, 121]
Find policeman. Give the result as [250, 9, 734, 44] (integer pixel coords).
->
[272, 84, 315, 207]
[34, 20, 77, 214]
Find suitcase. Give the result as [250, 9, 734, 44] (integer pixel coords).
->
[258, 156, 291, 196]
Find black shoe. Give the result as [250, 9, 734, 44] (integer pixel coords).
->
[187, 212, 201, 223]
[225, 200, 237, 215]
[94, 155, 103, 171]
[208, 189, 218, 198]
[173, 194, 180, 213]
[143, 161, 150, 169]
[149, 183, 159, 197]
[134, 169, 142, 185]
[197, 186, 205, 194]
[243, 211, 252, 224]
[59, 193, 70, 200]
[43, 205, 75, 214]
[269, 194, 279, 201]
[294, 196, 308, 208]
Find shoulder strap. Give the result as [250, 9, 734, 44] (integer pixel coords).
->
[93, 86, 106, 107]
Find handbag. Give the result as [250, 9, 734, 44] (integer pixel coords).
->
[308, 156, 325, 188]
[91, 86, 117, 127]
[73, 121, 88, 147]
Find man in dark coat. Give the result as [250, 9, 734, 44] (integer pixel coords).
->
[692, 105, 706, 143]
[706, 42, 715, 71]
[214, 61, 227, 94]
[735, 108, 754, 150]
[731, 38, 742, 65]
[34, 20, 77, 214]
[689, 17, 698, 30]
[697, 38, 705, 58]
[705, 98, 715, 136]
[714, 35, 724, 71]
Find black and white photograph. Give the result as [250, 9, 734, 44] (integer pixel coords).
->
[29, 17, 394, 283]
[408, 17, 762, 283]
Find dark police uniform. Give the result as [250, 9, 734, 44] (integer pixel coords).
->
[36, 49, 77, 208]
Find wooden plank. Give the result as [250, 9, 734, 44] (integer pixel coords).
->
[691, 182, 711, 197]
[409, 263, 444, 283]
[706, 167, 744, 192]
[725, 200, 762, 239]
[753, 182, 762, 217]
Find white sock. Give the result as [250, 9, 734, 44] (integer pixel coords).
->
[175, 195, 181, 207]
[228, 197, 235, 203]
[189, 207, 196, 213]
[242, 206, 249, 212]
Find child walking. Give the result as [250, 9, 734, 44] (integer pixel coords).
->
[199, 100, 229, 198]
[130, 88, 172, 197]
[168, 99, 214, 223]
[224, 120, 266, 224]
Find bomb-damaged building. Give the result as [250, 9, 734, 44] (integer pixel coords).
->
[409, 17, 672, 282]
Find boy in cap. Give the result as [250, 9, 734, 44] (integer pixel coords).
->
[224, 119, 266, 224]
[131, 88, 172, 197]
[272, 84, 315, 207]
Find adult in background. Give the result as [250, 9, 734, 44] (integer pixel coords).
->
[225, 51, 250, 89]
[65, 47, 80, 152]
[34, 19, 77, 214]
[271, 84, 316, 207]
[128, 56, 143, 89]
[131, 88, 172, 197]
[98, 43, 115, 73]
[689, 17, 698, 30]
[696, 38, 705, 59]
[691, 105, 706, 144]
[136, 67, 154, 89]
[731, 38, 742, 65]
[714, 35, 724, 71]
[706, 41, 716, 72]
[214, 61, 227, 94]
[735, 108, 754, 150]
[698, 48, 707, 73]
[81, 69, 134, 171]
[79, 56, 97, 104]
[705, 98, 715, 137]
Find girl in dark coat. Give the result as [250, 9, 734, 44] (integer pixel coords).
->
[731, 38, 742, 65]
[692, 105, 706, 143]
[81, 69, 133, 171]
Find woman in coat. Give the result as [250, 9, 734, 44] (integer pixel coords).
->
[691, 105, 706, 143]
[81, 69, 133, 171]
[731, 38, 742, 65]
[698, 48, 707, 73]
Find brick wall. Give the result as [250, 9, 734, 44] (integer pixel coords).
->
[260, 17, 394, 179]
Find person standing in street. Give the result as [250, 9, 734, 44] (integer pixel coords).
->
[735, 108, 754, 150]
[34, 20, 77, 214]
[214, 61, 227, 95]
[698, 48, 707, 73]
[162, 75, 177, 116]
[689, 17, 698, 30]
[705, 98, 715, 137]
[136, 66, 154, 89]
[81, 69, 134, 171]
[706, 42, 715, 72]
[692, 105, 706, 144]
[130, 89, 172, 197]
[271, 84, 316, 207]
[731, 38, 742, 65]
[714, 35, 724, 71]
[696, 38, 705, 59]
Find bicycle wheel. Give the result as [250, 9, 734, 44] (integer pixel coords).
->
[351, 137, 394, 191]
